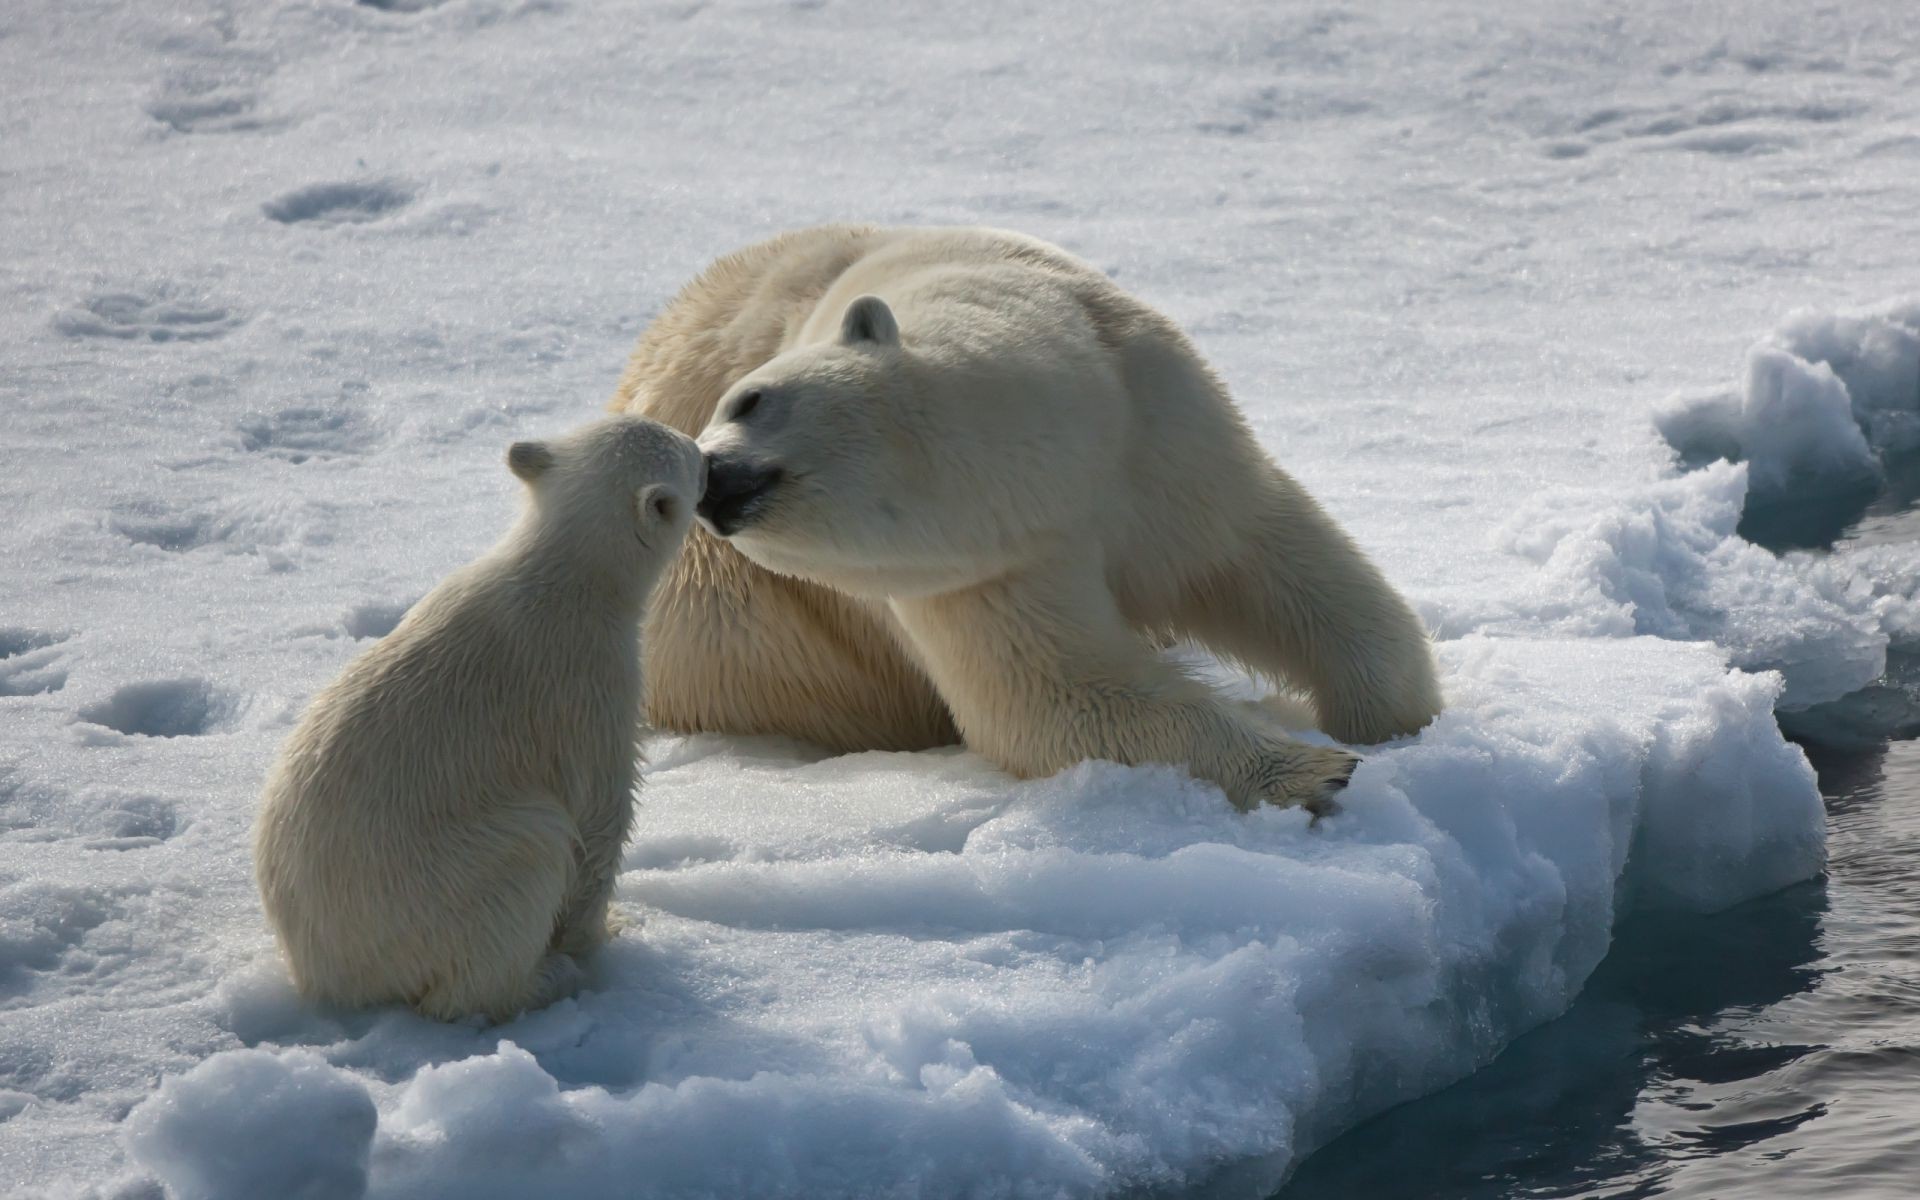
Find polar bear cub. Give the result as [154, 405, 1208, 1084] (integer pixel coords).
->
[254, 416, 702, 1022]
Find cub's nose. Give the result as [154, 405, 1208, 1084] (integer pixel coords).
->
[697, 454, 782, 537]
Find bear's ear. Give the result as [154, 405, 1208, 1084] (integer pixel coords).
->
[839, 295, 899, 347]
[507, 440, 555, 483]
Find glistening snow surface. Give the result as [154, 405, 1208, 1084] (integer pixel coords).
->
[1, 1, 1915, 1197]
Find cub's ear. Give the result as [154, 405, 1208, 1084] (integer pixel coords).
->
[839, 295, 899, 347]
[507, 440, 555, 483]
[637, 482, 681, 525]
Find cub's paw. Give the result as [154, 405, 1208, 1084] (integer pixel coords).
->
[1245, 742, 1360, 817]
[533, 952, 586, 1008]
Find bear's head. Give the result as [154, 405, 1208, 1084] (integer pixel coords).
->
[695, 295, 969, 594]
[507, 415, 703, 583]
[695, 292, 1102, 597]
[696, 294, 899, 524]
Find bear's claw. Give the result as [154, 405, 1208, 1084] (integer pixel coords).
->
[1306, 753, 1358, 820]
[1244, 742, 1360, 816]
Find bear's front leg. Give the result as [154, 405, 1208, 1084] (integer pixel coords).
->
[890, 551, 1358, 812]
[549, 790, 632, 958]
[1173, 467, 1442, 746]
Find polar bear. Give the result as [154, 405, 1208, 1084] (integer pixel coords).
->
[254, 416, 702, 1022]
[615, 226, 1439, 810]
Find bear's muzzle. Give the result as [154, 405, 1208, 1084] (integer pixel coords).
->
[698, 455, 782, 536]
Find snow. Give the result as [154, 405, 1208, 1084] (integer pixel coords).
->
[1456, 460, 1904, 712]
[122, 1050, 378, 1200]
[3, 0, 1917, 1196]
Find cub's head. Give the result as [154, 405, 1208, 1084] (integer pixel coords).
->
[694, 295, 910, 577]
[507, 415, 703, 571]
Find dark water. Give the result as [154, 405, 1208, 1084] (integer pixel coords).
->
[1278, 479, 1920, 1199]
[1738, 449, 1920, 555]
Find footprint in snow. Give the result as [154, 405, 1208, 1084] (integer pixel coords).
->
[237, 402, 383, 463]
[75, 678, 242, 741]
[54, 289, 242, 343]
[80, 794, 182, 851]
[1543, 98, 1862, 160]
[0, 765, 184, 852]
[342, 599, 413, 640]
[263, 180, 414, 226]
[107, 496, 332, 562]
[146, 82, 270, 134]
[0, 631, 69, 697]
[108, 503, 220, 553]
[0, 881, 120, 1006]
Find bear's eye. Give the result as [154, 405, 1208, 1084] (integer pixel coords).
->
[729, 389, 762, 422]
[649, 491, 679, 523]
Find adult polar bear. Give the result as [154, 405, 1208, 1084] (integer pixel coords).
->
[614, 225, 1439, 809]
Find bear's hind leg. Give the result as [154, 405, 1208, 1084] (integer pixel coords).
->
[410, 810, 579, 1023]
[893, 549, 1357, 812]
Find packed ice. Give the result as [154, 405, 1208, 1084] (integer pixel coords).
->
[5, 0, 1916, 1196]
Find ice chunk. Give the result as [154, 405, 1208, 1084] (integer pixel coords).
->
[123, 1050, 377, 1200]
[305, 634, 1820, 1198]
[1631, 665, 1825, 911]
[1774, 301, 1920, 441]
[1738, 348, 1877, 496]
[1656, 298, 1920, 500]
[1626, 297, 1920, 739]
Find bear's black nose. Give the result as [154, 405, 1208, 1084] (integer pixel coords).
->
[697, 455, 782, 536]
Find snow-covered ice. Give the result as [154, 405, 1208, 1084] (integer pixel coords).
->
[3, 0, 1917, 1196]
[1658, 300, 1920, 501]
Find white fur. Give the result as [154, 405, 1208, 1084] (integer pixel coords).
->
[619, 226, 1442, 810]
[253, 416, 702, 1022]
